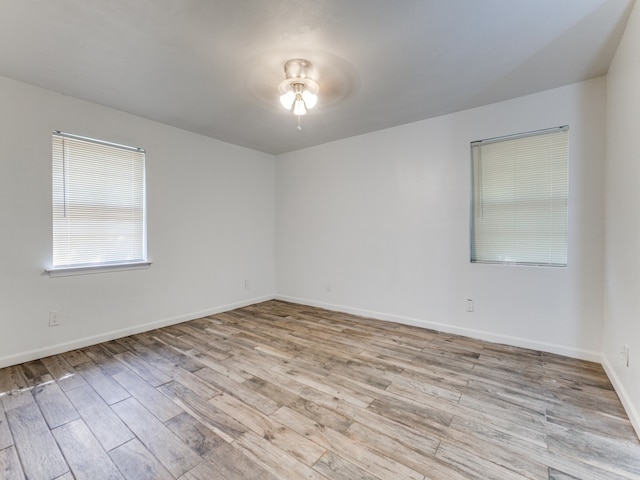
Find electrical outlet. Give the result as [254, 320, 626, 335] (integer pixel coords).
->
[466, 299, 474, 312]
[244, 280, 250, 290]
[49, 311, 61, 327]
[325, 283, 332, 292]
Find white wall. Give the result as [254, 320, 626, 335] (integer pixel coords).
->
[603, 0, 640, 436]
[0, 75, 276, 367]
[276, 78, 606, 361]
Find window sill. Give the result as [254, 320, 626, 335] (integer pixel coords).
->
[46, 261, 152, 278]
[470, 260, 567, 268]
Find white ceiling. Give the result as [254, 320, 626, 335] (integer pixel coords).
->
[0, 0, 634, 154]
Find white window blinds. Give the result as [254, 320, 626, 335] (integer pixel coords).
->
[470, 127, 568, 267]
[52, 132, 146, 269]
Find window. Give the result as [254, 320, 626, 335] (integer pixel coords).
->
[470, 126, 568, 267]
[50, 132, 147, 274]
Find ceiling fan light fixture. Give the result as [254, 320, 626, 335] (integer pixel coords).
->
[279, 59, 319, 120]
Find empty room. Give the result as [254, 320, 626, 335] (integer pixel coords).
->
[1, 1, 639, 479]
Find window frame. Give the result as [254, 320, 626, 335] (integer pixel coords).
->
[469, 126, 569, 267]
[47, 131, 150, 277]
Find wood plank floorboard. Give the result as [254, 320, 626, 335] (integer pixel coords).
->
[0, 299, 638, 479]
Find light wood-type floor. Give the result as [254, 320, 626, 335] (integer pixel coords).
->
[0, 300, 639, 480]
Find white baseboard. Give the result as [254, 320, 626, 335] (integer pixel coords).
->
[275, 294, 603, 362]
[601, 356, 640, 440]
[0, 294, 276, 369]
[3, 292, 600, 366]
